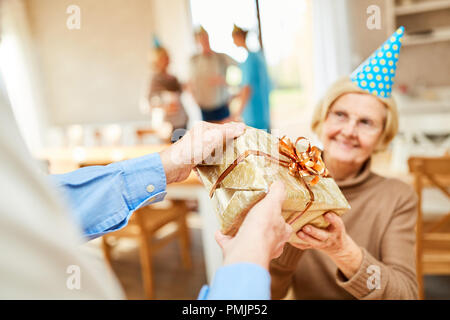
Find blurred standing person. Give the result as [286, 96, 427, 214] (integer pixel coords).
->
[147, 37, 188, 141]
[188, 26, 236, 123]
[1, 63, 292, 298]
[232, 25, 272, 132]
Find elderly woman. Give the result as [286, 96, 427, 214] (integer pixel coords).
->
[270, 27, 418, 300]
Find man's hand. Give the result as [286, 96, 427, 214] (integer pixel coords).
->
[215, 181, 292, 270]
[159, 121, 246, 184]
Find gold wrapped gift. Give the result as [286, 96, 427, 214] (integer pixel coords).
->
[196, 127, 350, 244]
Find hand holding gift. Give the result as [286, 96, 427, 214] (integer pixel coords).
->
[197, 127, 351, 245]
[294, 211, 363, 279]
[161, 122, 293, 272]
[159, 121, 246, 184]
[215, 181, 292, 270]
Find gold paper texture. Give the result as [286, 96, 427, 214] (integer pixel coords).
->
[197, 127, 350, 244]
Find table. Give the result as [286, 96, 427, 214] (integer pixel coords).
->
[34, 145, 222, 282]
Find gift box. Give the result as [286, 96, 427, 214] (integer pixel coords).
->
[196, 127, 350, 244]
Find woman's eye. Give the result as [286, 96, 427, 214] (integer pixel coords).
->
[360, 119, 373, 126]
[335, 111, 345, 117]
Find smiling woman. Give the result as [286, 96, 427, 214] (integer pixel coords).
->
[312, 79, 394, 181]
[270, 28, 419, 300]
[322, 93, 387, 180]
[312, 78, 399, 153]
[270, 76, 418, 301]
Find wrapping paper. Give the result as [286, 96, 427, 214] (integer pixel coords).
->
[197, 127, 350, 244]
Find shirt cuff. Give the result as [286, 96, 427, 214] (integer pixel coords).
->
[335, 247, 387, 299]
[117, 153, 167, 210]
[198, 263, 271, 300]
[85, 153, 167, 238]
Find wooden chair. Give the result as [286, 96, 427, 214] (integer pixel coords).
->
[101, 199, 192, 299]
[79, 160, 192, 299]
[408, 156, 450, 300]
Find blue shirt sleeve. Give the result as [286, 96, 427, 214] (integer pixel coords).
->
[50, 153, 167, 240]
[197, 263, 271, 300]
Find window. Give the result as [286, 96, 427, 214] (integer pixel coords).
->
[189, 0, 313, 137]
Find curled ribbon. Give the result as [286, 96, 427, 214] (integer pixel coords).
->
[208, 136, 329, 225]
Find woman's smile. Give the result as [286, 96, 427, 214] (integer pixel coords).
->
[331, 137, 360, 151]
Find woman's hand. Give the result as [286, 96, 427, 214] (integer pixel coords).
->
[292, 211, 363, 279]
[215, 181, 292, 270]
[294, 211, 347, 255]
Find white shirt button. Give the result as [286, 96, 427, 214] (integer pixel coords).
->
[146, 184, 155, 193]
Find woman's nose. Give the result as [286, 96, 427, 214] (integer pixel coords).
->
[341, 119, 358, 137]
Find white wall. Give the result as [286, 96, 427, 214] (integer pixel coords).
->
[25, 0, 194, 127]
[311, 0, 353, 102]
[150, 0, 195, 82]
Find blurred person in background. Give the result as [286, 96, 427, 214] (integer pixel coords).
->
[147, 36, 188, 142]
[231, 25, 271, 132]
[270, 27, 418, 300]
[0, 59, 291, 297]
[188, 26, 236, 123]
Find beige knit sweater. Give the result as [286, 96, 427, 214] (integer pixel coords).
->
[270, 160, 419, 299]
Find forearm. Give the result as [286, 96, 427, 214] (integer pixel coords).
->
[335, 247, 418, 299]
[335, 191, 419, 299]
[158, 149, 193, 185]
[50, 153, 167, 239]
[223, 244, 270, 271]
[330, 235, 363, 280]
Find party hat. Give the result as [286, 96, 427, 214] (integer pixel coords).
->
[350, 26, 405, 98]
[152, 35, 162, 48]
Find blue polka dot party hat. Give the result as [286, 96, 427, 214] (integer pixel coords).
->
[350, 26, 405, 98]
